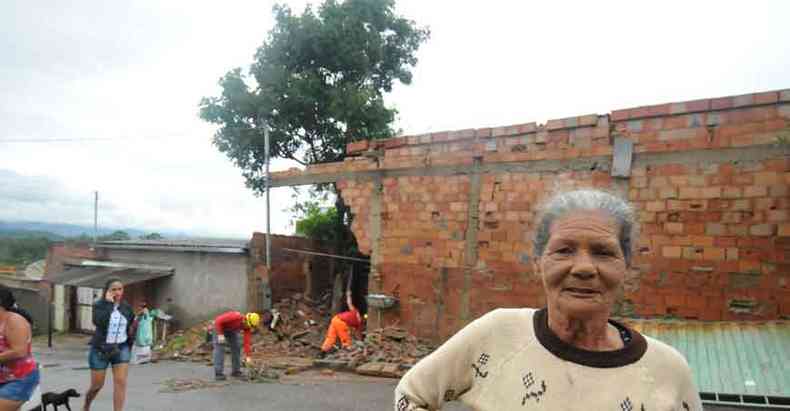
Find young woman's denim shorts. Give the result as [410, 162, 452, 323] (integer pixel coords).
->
[89, 344, 131, 370]
[0, 368, 40, 402]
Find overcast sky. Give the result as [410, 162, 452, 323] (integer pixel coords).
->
[2, 1, 789, 239]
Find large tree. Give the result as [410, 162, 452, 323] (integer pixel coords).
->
[200, 0, 428, 185]
[199, 0, 428, 253]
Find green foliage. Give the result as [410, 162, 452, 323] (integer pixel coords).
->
[0, 237, 50, 266]
[199, 0, 429, 194]
[294, 204, 340, 243]
[100, 230, 130, 241]
[777, 129, 790, 147]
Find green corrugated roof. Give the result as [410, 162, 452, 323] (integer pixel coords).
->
[625, 319, 790, 408]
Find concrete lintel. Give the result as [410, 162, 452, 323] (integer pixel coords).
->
[271, 157, 612, 187]
[271, 145, 786, 187]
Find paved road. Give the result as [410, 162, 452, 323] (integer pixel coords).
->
[30, 336, 742, 411]
[32, 335, 468, 411]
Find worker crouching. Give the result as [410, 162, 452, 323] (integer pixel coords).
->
[320, 291, 366, 354]
[212, 311, 271, 381]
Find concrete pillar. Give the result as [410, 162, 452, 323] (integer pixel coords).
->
[461, 158, 483, 325]
[367, 177, 384, 329]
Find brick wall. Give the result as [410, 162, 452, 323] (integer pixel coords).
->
[272, 88, 790, 341]
[247, 233, 332, 307]
[43, 242, 101, 300]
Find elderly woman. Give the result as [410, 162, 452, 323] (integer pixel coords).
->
[395, 189, 702, 411]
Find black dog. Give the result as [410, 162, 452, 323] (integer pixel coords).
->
[28, 388, 80, 411]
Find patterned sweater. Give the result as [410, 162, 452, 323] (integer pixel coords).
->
[395, 308, 702, 411]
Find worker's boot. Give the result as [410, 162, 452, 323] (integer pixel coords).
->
[215, 373, 227, 381]
[231, 371, 244, 379]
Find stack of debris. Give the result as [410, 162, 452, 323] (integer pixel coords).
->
[157, 293, 435, 379]
[323, 327, 434, 371]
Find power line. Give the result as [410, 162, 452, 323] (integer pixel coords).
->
[0, 135, 201, 143]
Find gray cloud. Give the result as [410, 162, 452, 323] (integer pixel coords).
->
[1, 0, 789, 239]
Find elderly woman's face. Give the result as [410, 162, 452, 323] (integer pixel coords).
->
[536, 211, 627, 318]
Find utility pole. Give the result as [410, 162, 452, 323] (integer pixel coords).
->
[93, 191, 98, 248]
[264, 125, 271, 270]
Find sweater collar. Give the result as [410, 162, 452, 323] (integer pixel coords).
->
[533, 308, 647, 368]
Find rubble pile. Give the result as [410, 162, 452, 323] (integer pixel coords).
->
[157, 293, 435, 378]
[249, 293, 332, 359]
[323, 327, 434, 370]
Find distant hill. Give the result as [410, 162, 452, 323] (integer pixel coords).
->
[0, 221, 179, 239]
[0, 229, 64, 240]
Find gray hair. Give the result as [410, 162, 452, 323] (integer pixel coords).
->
[532, 189, 637, 265]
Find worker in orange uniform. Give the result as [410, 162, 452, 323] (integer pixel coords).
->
[213, 311, 267, 380]
[320, 291, 365, 355]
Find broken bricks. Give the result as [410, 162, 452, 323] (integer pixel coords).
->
[355, 362, 404, 378]
[158, 295, 435, 379]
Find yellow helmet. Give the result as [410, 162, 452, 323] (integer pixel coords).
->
[244, 312, 261, 328]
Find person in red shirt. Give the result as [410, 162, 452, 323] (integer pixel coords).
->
[320, 291, 365, 354]
[213, 311, 270, 380]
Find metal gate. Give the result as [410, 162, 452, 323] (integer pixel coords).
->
[76, 287, 102, 332]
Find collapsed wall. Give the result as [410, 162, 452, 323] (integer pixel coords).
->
[272, 89, 790, 341]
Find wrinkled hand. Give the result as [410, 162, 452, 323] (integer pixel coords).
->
[217, 334, 226, 345]
[244, 356, 252, 365]
[105, 290, 116, 303]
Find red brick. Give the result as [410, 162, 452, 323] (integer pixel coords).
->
[666, 294, 686, 308]
[739, 260, 762, 273]
[705, 223, 725, 236]
[632, 176, 648, 188]
[666, 200, 685, 211]
[640, 189, 657, 201]
[780, 223, 790, 237]
[662, 246, 682, 258]
[347, 140, 370, 153]
[658, 128, 698, 141]
[754, 172, 781, 185]
[768, 210, 789, 222]
[665, 222, 684, 234]
[711, 97, 734, 110]
[475, 128, 493, 138]
[668, 176, 688, 186]
[703, 247, 726, 261]
[714, 236, 738, 247]
[754, 91, 779, 104]
[686, 223, 706, 235]
[679, 187, 701, 199]
[749, 224, 776, 236]
[754, 198, 775, 210]
[731, 199, 751, 210]
[700, 187, 722, 199]
[647, 104, 671, 116]
[769, 184, 788, 198]
[721, 186, 742, 199]
[689, 236, 714, 247]
[650, 176, 670, 187]
[707, 199, 729, 210]
[612, 109, 630, 122]
[646, 201, 666, 212]
[658, 187, 678, 199]
[743, 186, 768, 197]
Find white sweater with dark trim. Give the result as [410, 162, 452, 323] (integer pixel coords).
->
[394, 308, 703, 411]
